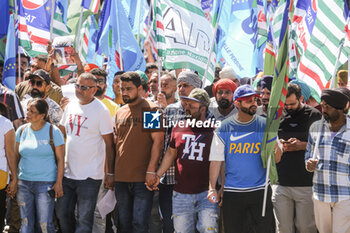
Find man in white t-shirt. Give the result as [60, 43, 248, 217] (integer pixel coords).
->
[56, 73, 115, 233]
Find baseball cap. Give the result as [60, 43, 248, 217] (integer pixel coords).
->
[28, 69, 51, 85]
[181, 88, 210, 107]
[234, 84, 259, 101]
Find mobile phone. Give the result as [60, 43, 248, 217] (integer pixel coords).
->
[48, 189, 55, 198]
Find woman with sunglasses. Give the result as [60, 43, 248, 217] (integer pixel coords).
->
[15, 98, 65, 233]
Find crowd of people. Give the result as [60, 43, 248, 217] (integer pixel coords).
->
[0, 49, 350, 233]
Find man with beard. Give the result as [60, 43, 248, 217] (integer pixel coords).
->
[208, 84, 281, 233]
[89, 68, 119, 118]
[256, 75, 272, 117]
[209, 78, 238, 121]
[272, 83, 321, 233]
[157, 72, 177, 109]
[114, 72, 164, 233]
[15, 54, 63, 104]
[21, 69, 63, 125]
[305, 89, 350, 233]
[158, 71, 202, 233]
[147, 88, 219, 233]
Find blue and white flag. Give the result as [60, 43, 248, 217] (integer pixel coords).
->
[99, 0, 146, 97]
[3, 15, 16, 90]
[218, 0, 259, 78]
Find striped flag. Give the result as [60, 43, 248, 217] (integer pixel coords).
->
[78, 15, 98, 63]
[17, 0, 71, 57]
[160, 0, 216, 82]
[82, 0, 100, 14]
[153, 0, 166, 58]
[58, 64, 77, 76]
[263, 28, 276, 76]
[261, 0, 290, 184]
[257, 0, 268, 48]
[271, 0, 288, 52]
[294, 0, 350, 102]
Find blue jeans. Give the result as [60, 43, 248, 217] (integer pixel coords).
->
[159, 184, 174, 233]
[17, 179, 55, 233]
[56, 177, 101, 233]
[114, 182, 154, 233]
[172, 190, 219, 233]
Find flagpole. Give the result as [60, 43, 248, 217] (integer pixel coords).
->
[202, 0, 224, 88]
[14, 0, 21, 82]
[144, 0, 153, 46]
[76, 8, 84, 52]
[262, 154, 271, 216]
[202, 22, 218, 88]
[116, 0, 123, 71]
[137, 0, 143, 47]
[330, 16, 350, 89]
[49, 0, 55, 41]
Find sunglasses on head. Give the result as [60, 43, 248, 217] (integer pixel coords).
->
[29, 80, 43, 87]
[74, 84, 96, 91]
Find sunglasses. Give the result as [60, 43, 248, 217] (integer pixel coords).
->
[74, 84, 96, 91]
[29, 80, 43, 87]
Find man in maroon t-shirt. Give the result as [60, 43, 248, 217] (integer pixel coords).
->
[147, 88, 219, 233]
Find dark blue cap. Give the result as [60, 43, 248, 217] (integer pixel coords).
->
[234, 84, 259, 101]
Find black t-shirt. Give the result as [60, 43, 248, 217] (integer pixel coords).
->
[277, 105, 321, 186]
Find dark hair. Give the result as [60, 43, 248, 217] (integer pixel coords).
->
[0, 103, 9, 119]
[34, 54, 48, 63]
[28, 98, 50, 122]
[90, 68, 108, 81]
[114, 71, 125, 77]
[17, 54, 30, 64]
[145, 63, 158, 74]
[79, 72, 97, 84]
[141, 79, 149, 92]
[215, 66, 221, 79]
[287, 83, 302, 99]
[120, 71, 141, 87]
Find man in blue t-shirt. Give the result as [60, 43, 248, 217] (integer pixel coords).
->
[208, 84, 281, 233]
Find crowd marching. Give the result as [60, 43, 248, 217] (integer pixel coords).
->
[0, 50, 350, 233]
[1, 0, 350, 233]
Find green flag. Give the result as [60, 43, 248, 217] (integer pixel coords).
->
[261, 1, 290, 185]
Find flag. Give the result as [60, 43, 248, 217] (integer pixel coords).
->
[218, 0, 259, 79]
[57, 0, 68, 23]
[99, 0, 146, 97]
[257, 0, 268, 48]
[261, 0, 290, 184]
[0, 1, 10, 62]
[263, 29, 276, 76]
[82, 0, 100, 14]
[95, 0, 111, 53]
[53, 1, 71, 37]
[3, 15, 16, 90]
[67, 0, 93, 36]
[270, 0, 288, 52]
[78, 15, 98, 63]
[152, 0, 166, 58]
[160, 0, 216, 82]
[295, 0, 350, 102]
[120, 0, 150, 38]
[17, 0, 71, 57]
[58, 64, 77, 76]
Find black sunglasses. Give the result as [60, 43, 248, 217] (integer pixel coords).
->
[29, 80, 43, 87]
[74, 84, 96, 91]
